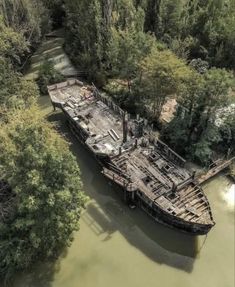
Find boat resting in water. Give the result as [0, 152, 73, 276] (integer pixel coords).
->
[48, 79, 215, 235]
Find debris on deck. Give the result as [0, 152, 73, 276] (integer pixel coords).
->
[47, 79, 231, 235]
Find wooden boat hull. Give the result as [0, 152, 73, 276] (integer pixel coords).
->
[48, 80, 215, 236]
[102, 168, 214, 235]
[136, 195, 214, 235]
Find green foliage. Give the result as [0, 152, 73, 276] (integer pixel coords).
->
[159, 0, 182, 39]
[65, 0, 104, 82]
[163, 68, 233, 164]
[189, 58, 209, 74]
[65, 0, 156, 86]
[113, 0, 141, 29]
[0, 10, 39, 110]
[142, 0, 235, 69]
[135, 46, 193, 120]
[37, 58, 65, 94]
[104, 79, 137, 112]
[41, 0, 65, 29]
[0, 57, 39, 109]
[0, 107, 86, 280]
[0, 0, 88, 282]
[180, 0, 235, 68]
[107, 5, 155, 88]
[0, 0, 50, 50]
[191, 139, 214, 166]
[0, 16, 28, 66]
[190, 124, 222, 165]
[144, 0, 161, 35]
[64, 0, 235, 80]
[161, 106, 189, 154]
[219, 112, 235, 154]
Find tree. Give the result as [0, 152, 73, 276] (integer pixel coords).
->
[0, 16, 28, 66]
[159, 0, 182, 39]
[112, 0, 138, 30]
[179, 0, 235, 68]
[163, 67, 233, 164]
[144, 0, 161, 36]
[41, 0, 65, 29]
[0, 0, 49, 50]
[0, 107, 86, 281]
[107, 4, 155, 91]
[135, 46, 192, 121]
[65, 0, 104, 82]
[0, 57, 39, 109]
[189, 58, 209, 74]
[37, 58, 65, 95]
[218, 111, 235, 155]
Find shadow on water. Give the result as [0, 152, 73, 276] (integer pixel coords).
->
[7, 108, 199, 286]
[46, 111, 199, 273]
[11, 261, 59, 287]
[10, 240, 70, 287]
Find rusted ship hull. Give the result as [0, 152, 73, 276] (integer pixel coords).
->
[48, 79, 215, 235]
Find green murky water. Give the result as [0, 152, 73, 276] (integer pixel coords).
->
[10, 96, 235, 287]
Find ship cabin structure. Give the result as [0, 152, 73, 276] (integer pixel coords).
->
[48, 79, 215, 235]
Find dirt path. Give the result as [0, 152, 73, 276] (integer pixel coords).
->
[25, 31, 78, 80]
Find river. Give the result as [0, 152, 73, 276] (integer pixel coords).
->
[10, 96, 234, 287]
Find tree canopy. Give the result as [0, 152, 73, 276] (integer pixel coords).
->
[0, 0, 235, 280]
[0, 0, 49, 52]
[0, 16, 28, 66]
[0, 57, 39, 109]
[0, 1, 86, 282]
[63, 0, 234, 164]
[0, 107, 86, 280]
[64, 0, 235, 77]
[37, 58, 65, 95]
[135, 47, 193, 120]
[163, 68, 233, 164]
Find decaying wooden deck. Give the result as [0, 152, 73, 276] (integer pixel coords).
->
[48, 79, 234, 233]
[197, 158, 235, 184]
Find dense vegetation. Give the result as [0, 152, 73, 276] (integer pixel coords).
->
[37, 58, 65, 94]
[64, 0, 235, 164]
[0, 1, 85, 282]
[0, 108, 86, 281]
[163, 68, 234, 164]
[0, 0, 235, 281]
[64, 0, 235, 74]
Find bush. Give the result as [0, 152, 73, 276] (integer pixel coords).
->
[37, 58, 65, 94]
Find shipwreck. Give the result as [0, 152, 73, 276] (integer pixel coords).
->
[48, 79, 219, 235]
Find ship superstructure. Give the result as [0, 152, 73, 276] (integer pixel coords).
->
[48, 79, 215, 235]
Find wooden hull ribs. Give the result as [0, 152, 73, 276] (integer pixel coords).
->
[47, 79, 231, 235]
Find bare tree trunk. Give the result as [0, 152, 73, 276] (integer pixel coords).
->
[1, 0, 10, 26]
